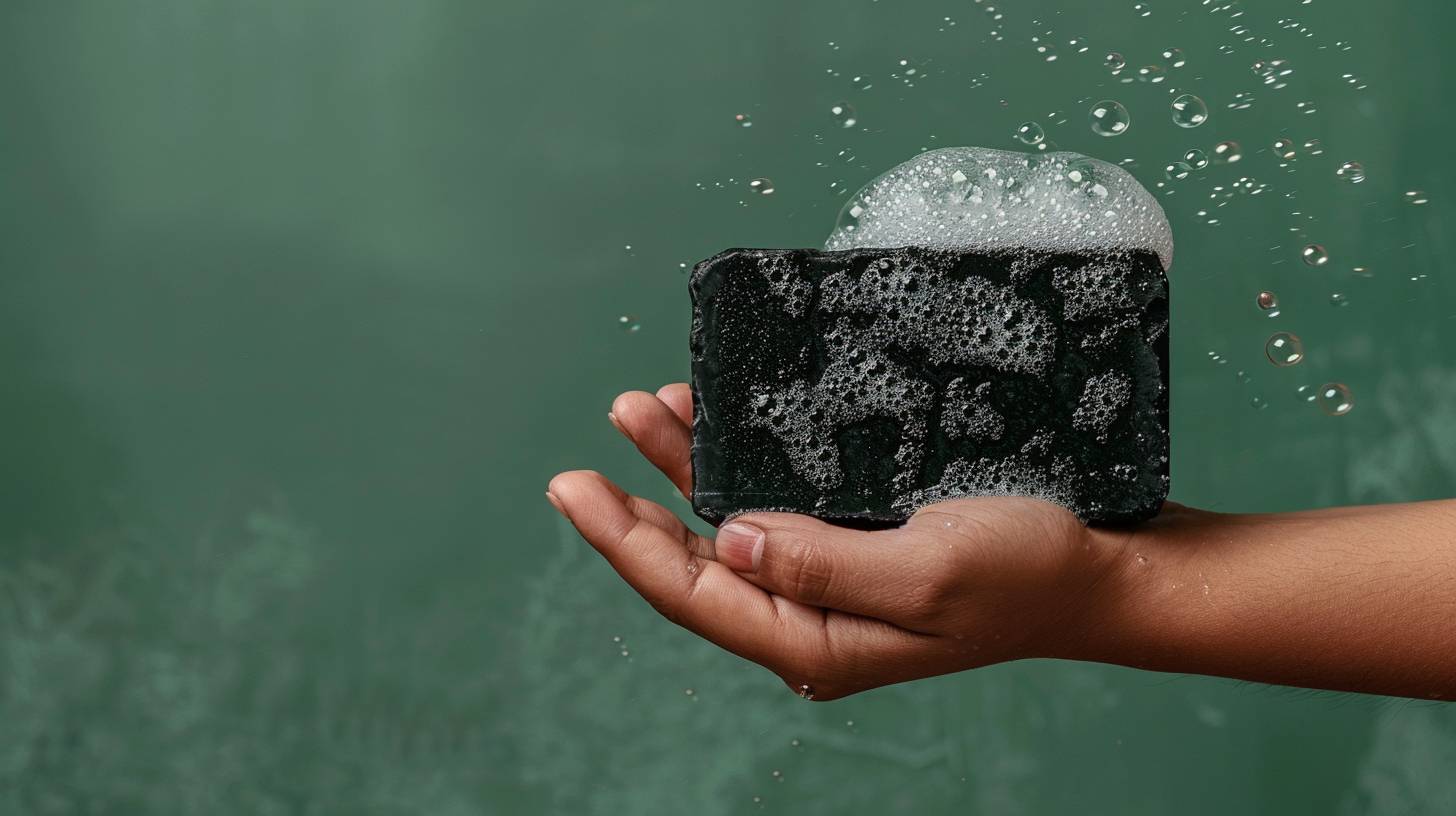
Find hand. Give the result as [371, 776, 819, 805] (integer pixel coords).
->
[545, 383, 1137, 701]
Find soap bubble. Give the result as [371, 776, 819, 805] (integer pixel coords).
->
[1105, 52, 1127, 72]
[1213, 141, 1243, 164]
[1134, 3, 1152, 16]
[1301, 244, 1328, 266]
[1089, 100, 1131, 136]
[1015, 121, 1046, 145]
[734, 113, 753, 128]
[1165, 161, 1193, 181]
[1035, 42, 1058, 62]
[1303, 139, 1324, 156]
[1352, 265, 1373, 278]
[1161, 48, 1187, 67]
[1170, 94, 1208, 127]
[1317, 383, 1354, 415]
[1336, 161, 1365, 183]
[1184, 149, 1209, 169]
[749, 178, 776, 195]
[618, 315, 641, 333]
[1273, 138, 1297, 160]
[830, 102, 857, 128]
[1137, 65, 1166, 83]
[1329, 292, 1348, 306]
[1265, 332, 1304, 366]
[1404, 189, 1429, 205]
[1256, 290, 1279, 312]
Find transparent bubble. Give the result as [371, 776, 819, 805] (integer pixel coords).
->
[1162, 47, 1187, 67]
[1317, 383, 1354, 415]
[1036, 42, 1058, 62]
[830, 102, 857, 129]
[1089, 100, 1131, 136]
[1330, 292, 1348, 306]
[1134, 2, 1152, 16]
[1015, 121, 1046, 146]
[1184, 149, 1209, 169]
[1301, 244, 1328, 266]
[1171, 94, 1208, 127]
[1137, 65, 1166, 83]
[1105, 52, 1127, 72]
[734, 113, 753, 128]
[1273, 138, 1297, 160]
[748, 178, 776, 195]
[1336, 161, 1365, 183]
[1296, 384, 1318, 403]
[1265, 332, 1305, 366]
[1404, 190, 1429, 205]
[1256, 290, 1279, 312]
[1251, 395, 1269, 410]
[1303, 139, 1324, 156]
[618, 315, 641, 333]
[1213, 141, 1243, 164]
[1352, 265, 1373, 278]
[1165, 161, 1193, 181]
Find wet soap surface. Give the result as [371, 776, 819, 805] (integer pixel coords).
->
[689, 246, 1169, 527]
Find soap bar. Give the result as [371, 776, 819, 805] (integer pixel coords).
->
[688, 246, 1169, 527]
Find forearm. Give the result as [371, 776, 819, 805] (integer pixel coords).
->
[1074, 501, 1456, 699]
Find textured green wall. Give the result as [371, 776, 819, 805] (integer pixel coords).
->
[1, 0, 1454, 812]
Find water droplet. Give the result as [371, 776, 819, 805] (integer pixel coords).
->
[1266, 332, 1305, 366]
[618, 315, 641, 333]
[1036, 42, 1058, 62]
[771, 770, 784, 782]
[1171, 94, 1208, 127]
[846, 720, 856, 727]
[1336, 161, 1365, 184]
[1165, 161, 1193, 181]
[684, 687, 696, 697]
[1184, 148, 1209, 169]
[1105, 52, 1127, 72]
[830, 102, 857, 129]
[1257, 291, 1279, 312]
[796, 684, 815, 700]
[752, 796, 763, 805]
[1089, 100, 1131, 136]
[1273, 138, 1297, 160]
[1352, 265, 1373, 278]
[734, 113, 753, 128]
[1015, 121, 1046, 145]
[1303, 139, 1324, 156]
[1329, 292, 1348, 306]
[1213, 141, 1243, 164]
[1134, 2, 1152, 16]
[1404, 190, 1429, 205]
[1135, 553, 1148, 564]
[1250, 395, 1269, 410]
[749, 178, 776, 195]
[1137, 64, 1166, 83]
[1301, 244, 1329, 266]
[611, 635, 622, 643]
[1161, 47, 1187, 67]
[1317, 383, 1354, 415]
[790, 738, 802, 748]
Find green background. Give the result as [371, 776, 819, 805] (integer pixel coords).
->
[2, 0, 1454, 812]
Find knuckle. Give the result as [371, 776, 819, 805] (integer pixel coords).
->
[775, 531, 834, 605]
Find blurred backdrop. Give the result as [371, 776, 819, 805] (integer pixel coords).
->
[2, 0, 1454, 812]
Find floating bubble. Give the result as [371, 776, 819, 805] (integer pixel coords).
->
[1303, 139, 1324, 156]
[1250, 395, 1269, 410]
[1336, 161, 1365, 183]
[1015, 121, 1046, 145]
[1273, 138, 1297, 160]
[1296, 101, 1317, 115]
[1161, 48, 1187, 67]
[1213, 141, 1243, 164]
[1296, 384, 1318, 403]
[830, 102, 857, 129]
[1301, 244, 1328, 266]
[1170, 94, 1208, 127]
[1404, 190, 1429, 205]
[1137, 65, 1166, 83]
[1165, 161, 1193, 181]
[1252, 58, 1293, 88]
[1352, 265, 1373, 278]
[1256, 290, 1279, 312]
[1265, 332, 1304, 366]
[1089, 100, 1131, 136]
[1036, 42, 1058, 62]
[1329, 292, 1348, 306]
[618, 315, 641, 333]
[1183, 149, 1209, 169]
[749, 178, 776, 195]
[1227, 92, 1255, 111]
[1318, 383, 1354, 415]
[1105, 52, 1127, 72]
[1134, 3, 1152, 16]
[734, 113, 753, 128]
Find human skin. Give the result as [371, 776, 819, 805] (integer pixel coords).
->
[545, 383, 1456, 702]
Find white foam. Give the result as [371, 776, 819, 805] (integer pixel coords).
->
[825, 147, 1173, 271]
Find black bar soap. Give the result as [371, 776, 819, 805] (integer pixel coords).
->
[689, 246, 1169, 527]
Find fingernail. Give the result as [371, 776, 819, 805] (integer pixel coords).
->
[608, 412, 630, 439]
[717, 522, 764, 573]
[545, 491, 567, 518]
